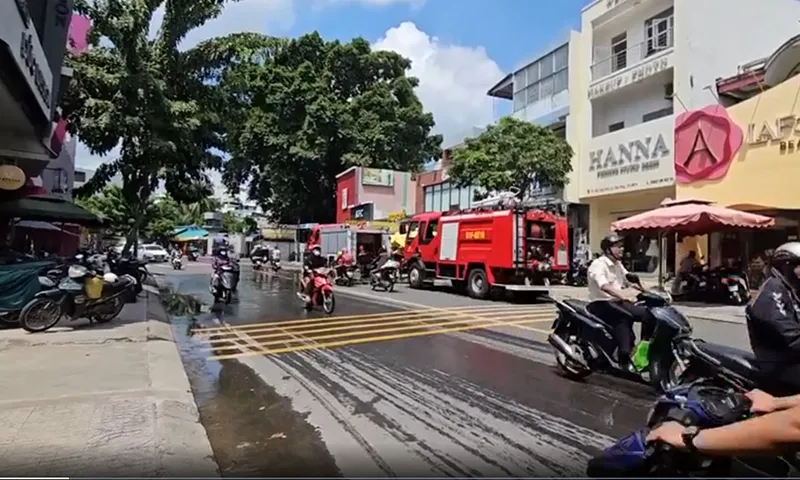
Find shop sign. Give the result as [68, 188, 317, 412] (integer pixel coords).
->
[588, 133, 671, 178]
[350, 203, 374, 221]
[20, 32, 52, 111]
[0, 165, 26, 191]
[362, 168, 394, 187]
[746, 114, 800, 154]
[588, 55, 671, 100]
[674, 105, 743, 184]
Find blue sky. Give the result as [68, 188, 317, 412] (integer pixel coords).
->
[76, 0, 590, 197]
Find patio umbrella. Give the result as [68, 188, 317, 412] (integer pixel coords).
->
[611, 198, 775, 235]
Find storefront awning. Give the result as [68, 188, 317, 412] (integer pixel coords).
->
[0, 195, 102, 227]
[173, 226, 209, 242]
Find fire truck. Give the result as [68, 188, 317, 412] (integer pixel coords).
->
[306, 223, 391, 262]
[402, 189, 569, 299]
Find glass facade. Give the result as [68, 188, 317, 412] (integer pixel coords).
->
[423, 182, 486, 212]
[512, 44, 569, 114]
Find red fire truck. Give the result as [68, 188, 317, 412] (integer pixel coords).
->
[306, 223, 390, 262]
[402, 190, 569, 299]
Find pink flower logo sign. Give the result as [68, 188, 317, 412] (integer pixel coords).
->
[674, 104, 743, 184]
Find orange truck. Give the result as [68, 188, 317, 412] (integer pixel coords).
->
[401, 191, 569, 299]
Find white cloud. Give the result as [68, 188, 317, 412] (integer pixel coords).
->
[372, 22, 504, 148]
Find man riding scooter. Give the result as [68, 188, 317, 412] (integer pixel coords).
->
[587, 233, 656, 373]
[369, 246, 391, 280]
[299, 245, 327, 302]
[334, 248, 355, 283]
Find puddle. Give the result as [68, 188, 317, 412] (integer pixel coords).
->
[162, 288, 341, 476]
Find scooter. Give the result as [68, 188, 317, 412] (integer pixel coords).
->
[270, 259, 281, 272]
[210, 263, 237, 304]
[679, 264, 750, 305]
[297, 268, 335, 314]
[171, 255, 183, 270]
[370, 259, 399, 292]
[548, 273, 693, 391]
[334, 265, 357, 286]
[587, 379, 795, 477]
[566, 258, 588, 287]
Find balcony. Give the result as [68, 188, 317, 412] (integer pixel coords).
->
[591, 27, 674, 81]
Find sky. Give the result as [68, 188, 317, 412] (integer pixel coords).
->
[74, 0, 589, 199]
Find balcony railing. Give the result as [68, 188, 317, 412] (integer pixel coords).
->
[591, 28, 674, 81]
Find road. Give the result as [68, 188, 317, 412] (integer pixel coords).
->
[150, 261, 718, 476]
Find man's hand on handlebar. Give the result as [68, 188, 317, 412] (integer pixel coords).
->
[645, 421, 686, 450]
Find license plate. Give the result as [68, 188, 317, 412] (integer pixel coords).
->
[729, 285, 738, 292]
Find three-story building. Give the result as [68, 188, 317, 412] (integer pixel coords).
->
[574, 0, 800, 272]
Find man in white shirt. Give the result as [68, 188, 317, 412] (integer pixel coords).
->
[588, 232, 652, 371]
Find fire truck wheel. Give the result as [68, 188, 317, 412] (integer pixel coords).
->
[467, 268, 489, 299]
[408, 265, 424, 289]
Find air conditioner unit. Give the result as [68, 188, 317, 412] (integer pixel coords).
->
[664, 82, 674, 100]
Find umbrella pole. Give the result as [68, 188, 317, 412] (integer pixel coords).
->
[658, 231, 664, 289]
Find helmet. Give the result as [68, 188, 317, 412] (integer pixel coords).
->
[310, 244, 321, 256]
[600, 232, 624, 253]
[771, 242, 800, 291]
[337, 250, 343, 256]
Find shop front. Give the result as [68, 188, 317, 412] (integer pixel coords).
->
[675, 74, 800, 287]
[580, 115, 676, 272]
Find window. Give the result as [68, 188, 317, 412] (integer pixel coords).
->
[420, 220, 439, 244]
[406, 221, 419, 243]
[74, 171, 86, 182]
[609, 121, 625, 132]
[441, 183, 451, 210]
[646, 8, 674, 56]
[553, 69, 568, 93]
[459, 186, 470, 209]
[526, 62, 540, 85]
[642, 106, 674, 123]
[432, 184, 442, 212]
[540, 53, 554, 77]
[611, 33, 627, 72]
[513, 70, 526, 93]
[526, 84, 539, 104]
[341, 188, 348, 210]
[553, 45, 568, 71]
[513, 92, 526, 112]
[424, 188, 433, 211]
[539, 76, 554, 98]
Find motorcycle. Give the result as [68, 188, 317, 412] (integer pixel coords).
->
[210, 263, 238, 304]
[371, 259, 399, 292]
[0, 261, 64, 326]
[187, 248, 199, 262]
[270, 259, 281, 272]
[679, 264, 750, 305]
[171, 255, 183, 270]
[587, 379, 796, 477]
[333, 264, 357, 287]
[567, 258, 589, 287]
[106, 250, 148, 297]
[298, 268, 335, 314]
[548, 273, 693, 391]
[19, 256, 136, 333]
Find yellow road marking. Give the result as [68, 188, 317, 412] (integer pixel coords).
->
[200, 305, 545, 339]
[202, 309, 554, 345]
[209, 316, 550, 360]
[194, 303, 554, 333]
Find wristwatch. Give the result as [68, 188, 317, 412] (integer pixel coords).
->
[681, 426, 701, 452]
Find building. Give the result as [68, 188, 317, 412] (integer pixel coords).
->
[486, 32, 590, 259]
[0, 0, 74, 195]
[40, 133, 76, 201]
[574, 0, 800, 273]
[335, 167, 416, 223]
[673, 35, 800, 286]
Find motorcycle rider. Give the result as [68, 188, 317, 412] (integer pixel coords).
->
[746, 242, 800, 394]
[369, 246, 391, 281]
[587, 232, 654, 371]
[646, 389, 800, 456]
[300, 244, 327, 302]
[676, 250, 699, 292]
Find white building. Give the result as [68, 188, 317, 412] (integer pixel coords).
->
[574, 0, 800, 268]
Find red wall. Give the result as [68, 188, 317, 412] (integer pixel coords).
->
[335, 169, 357, 223]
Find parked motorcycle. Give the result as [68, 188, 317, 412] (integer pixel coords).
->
[171, 255, 183, 270]
[0, 261, 63, 326]
[587, 379, 795, 477]
[210, 263, 238, 304]
[548, 273, 693, 391]
[298, 268, 335, 314]
[106, 250, 148, 297]
[566, 257, 589, 287]
[679, 264, 750, 305]
[19, 256, 136, 333]
[371, 259, 399, 292]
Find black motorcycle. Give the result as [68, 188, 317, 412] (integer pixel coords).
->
[334, 264, 357, 286]
[587, 379, 795, 477]
[19, 256, 136, 333]
[548, 273, 692, 391]
[567, 258, 589, 286]
[680, 264, 750, 305]
[210, 263, 238, 304]
[106, 250, 148, 297]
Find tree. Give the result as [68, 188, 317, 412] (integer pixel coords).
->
[212, 33, 442, 223]
[76, 185, 152, 238]
[63, 0, 236, 254]
[447, 116, 574, 196]
[221, 212, 257, 234]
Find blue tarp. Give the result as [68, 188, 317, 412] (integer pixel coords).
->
[0, 261, 56, 312]
[173, 225, 209, 242]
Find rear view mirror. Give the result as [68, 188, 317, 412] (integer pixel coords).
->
[625, 273, 641, 286]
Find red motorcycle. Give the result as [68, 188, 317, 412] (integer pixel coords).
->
[299, 268, 335, 314]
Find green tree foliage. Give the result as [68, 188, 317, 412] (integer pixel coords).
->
[447, 117, 574, 195]
[210, 33, 442, 223]
[63, 0, 235, 252]
[76, 185, 153, 238]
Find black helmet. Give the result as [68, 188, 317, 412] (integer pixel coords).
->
[600, 232, 624, 253]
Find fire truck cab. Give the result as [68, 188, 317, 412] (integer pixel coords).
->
[402, 190, 569, 299]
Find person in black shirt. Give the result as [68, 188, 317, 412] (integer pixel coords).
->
[300, 244, 327, 302]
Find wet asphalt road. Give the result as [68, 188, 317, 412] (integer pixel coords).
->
[155, 263, 654, 477]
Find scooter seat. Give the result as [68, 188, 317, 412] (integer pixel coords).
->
[562, 299, 612, 329]
[695, 341, 760, 376]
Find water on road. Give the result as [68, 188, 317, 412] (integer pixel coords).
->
[155, 264, 653, 477]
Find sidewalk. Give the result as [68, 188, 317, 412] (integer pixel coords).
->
[0, 293, 218, 476]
